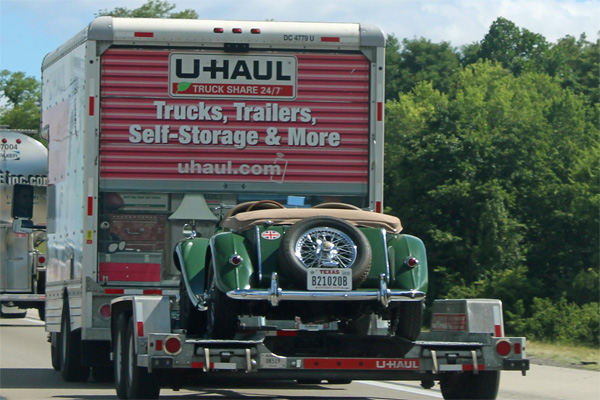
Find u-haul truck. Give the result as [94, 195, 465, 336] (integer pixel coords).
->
[40, 17, 528, 399]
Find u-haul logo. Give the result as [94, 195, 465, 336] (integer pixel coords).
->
[169, 54, 297, 99]
[376, 359, 420, 369]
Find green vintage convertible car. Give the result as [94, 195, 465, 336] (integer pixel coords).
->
[174, 200, 428, 341]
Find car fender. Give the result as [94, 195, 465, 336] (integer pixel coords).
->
[175, 238, 210, 297]
[209, 232, 254, 293]
[387, 234, 428, 292]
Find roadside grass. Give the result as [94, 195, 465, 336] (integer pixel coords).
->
[527, 340, 600, 371]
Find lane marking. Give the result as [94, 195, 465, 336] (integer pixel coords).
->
[357, 380, 443, 398]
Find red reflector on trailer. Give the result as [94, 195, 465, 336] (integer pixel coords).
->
[165, 337, 181, 354]
[213, 27, 224, 33]
[232, 28, 242, 34]
[134, 32, 154, 38]
[251, 28, 261, 34]
[87, 196, 93, 216]
[377, 101, 383, 121]
[99, 304, 111, 319]
[143, 289, 162, 295]
[277, 330, 298, 337]
[16, 138, 22, 144]
[514, 343, 522, 354]
[321, 36, 340, 42]
[375, 201, 382, 213]
[495, 325, 502, 337]
[496, 340, 512, 357]
[38, 256, 46, 264]
[105, 289, 125, 295]
[155, 340, 163, 351]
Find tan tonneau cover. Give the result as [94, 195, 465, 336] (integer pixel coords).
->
[222, 208, 402, 233]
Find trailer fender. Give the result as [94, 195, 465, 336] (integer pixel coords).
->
[209, 232, 254, 293]
[387, 234, 428, 292]
[111, 296, 171, 341]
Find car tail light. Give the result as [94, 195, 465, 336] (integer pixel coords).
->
[164, 337, 182, 355]
[496, 339, 512, 357]
[230, 254, 243, 266]
[405, 257, 419, 268]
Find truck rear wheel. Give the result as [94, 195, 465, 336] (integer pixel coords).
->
[60, 304, 90, 382]
[440, 370, 500, 399]
[50, 332, 61, 371]
[114, 312, 160, 399]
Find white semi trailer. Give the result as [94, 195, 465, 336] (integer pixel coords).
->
[0, 129, 47, 318]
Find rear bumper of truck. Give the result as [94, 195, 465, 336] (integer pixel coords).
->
[0, 294, 45, 302]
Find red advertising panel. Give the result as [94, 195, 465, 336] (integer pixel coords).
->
[99, 48, 370, 190]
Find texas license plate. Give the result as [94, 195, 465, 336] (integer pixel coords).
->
[307, 268, 352, 291]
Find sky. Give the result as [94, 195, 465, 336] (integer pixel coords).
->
[0, 0, 598, 80]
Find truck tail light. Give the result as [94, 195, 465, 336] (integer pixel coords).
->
[164, 337, 182, 355]
[38, 256, 46, 265]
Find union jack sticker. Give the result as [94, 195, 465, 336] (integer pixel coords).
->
[261, 230, 281, 240]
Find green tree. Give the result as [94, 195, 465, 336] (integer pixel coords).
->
[478, 17, 549, 75]
[0, 70, 40, 130]
[97, 0, 198, 19]
[384, 61, 599, 312]
[544, 34, 599, 105]
[385, 37, 460, 99]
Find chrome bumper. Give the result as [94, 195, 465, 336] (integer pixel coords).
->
[227, 273, 425, 307]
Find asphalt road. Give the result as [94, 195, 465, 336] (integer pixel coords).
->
[1, 311, 598, 400]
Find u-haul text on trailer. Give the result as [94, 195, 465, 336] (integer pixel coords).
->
[40, 17, 528, 399]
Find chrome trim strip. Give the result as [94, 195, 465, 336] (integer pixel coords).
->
[382, 228, 390, 283]
[255, 226, 263, 283]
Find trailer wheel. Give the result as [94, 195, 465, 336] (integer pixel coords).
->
[60, 304, 90, 382]
[114, 313, 128, 399]
[440, 370, 500, 400]
[278, 216, 372, 288]
[206, 261, 239, 339]
[114, 312, 160, 399]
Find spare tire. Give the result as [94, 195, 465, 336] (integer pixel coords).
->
[278, 216, 372, 289]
